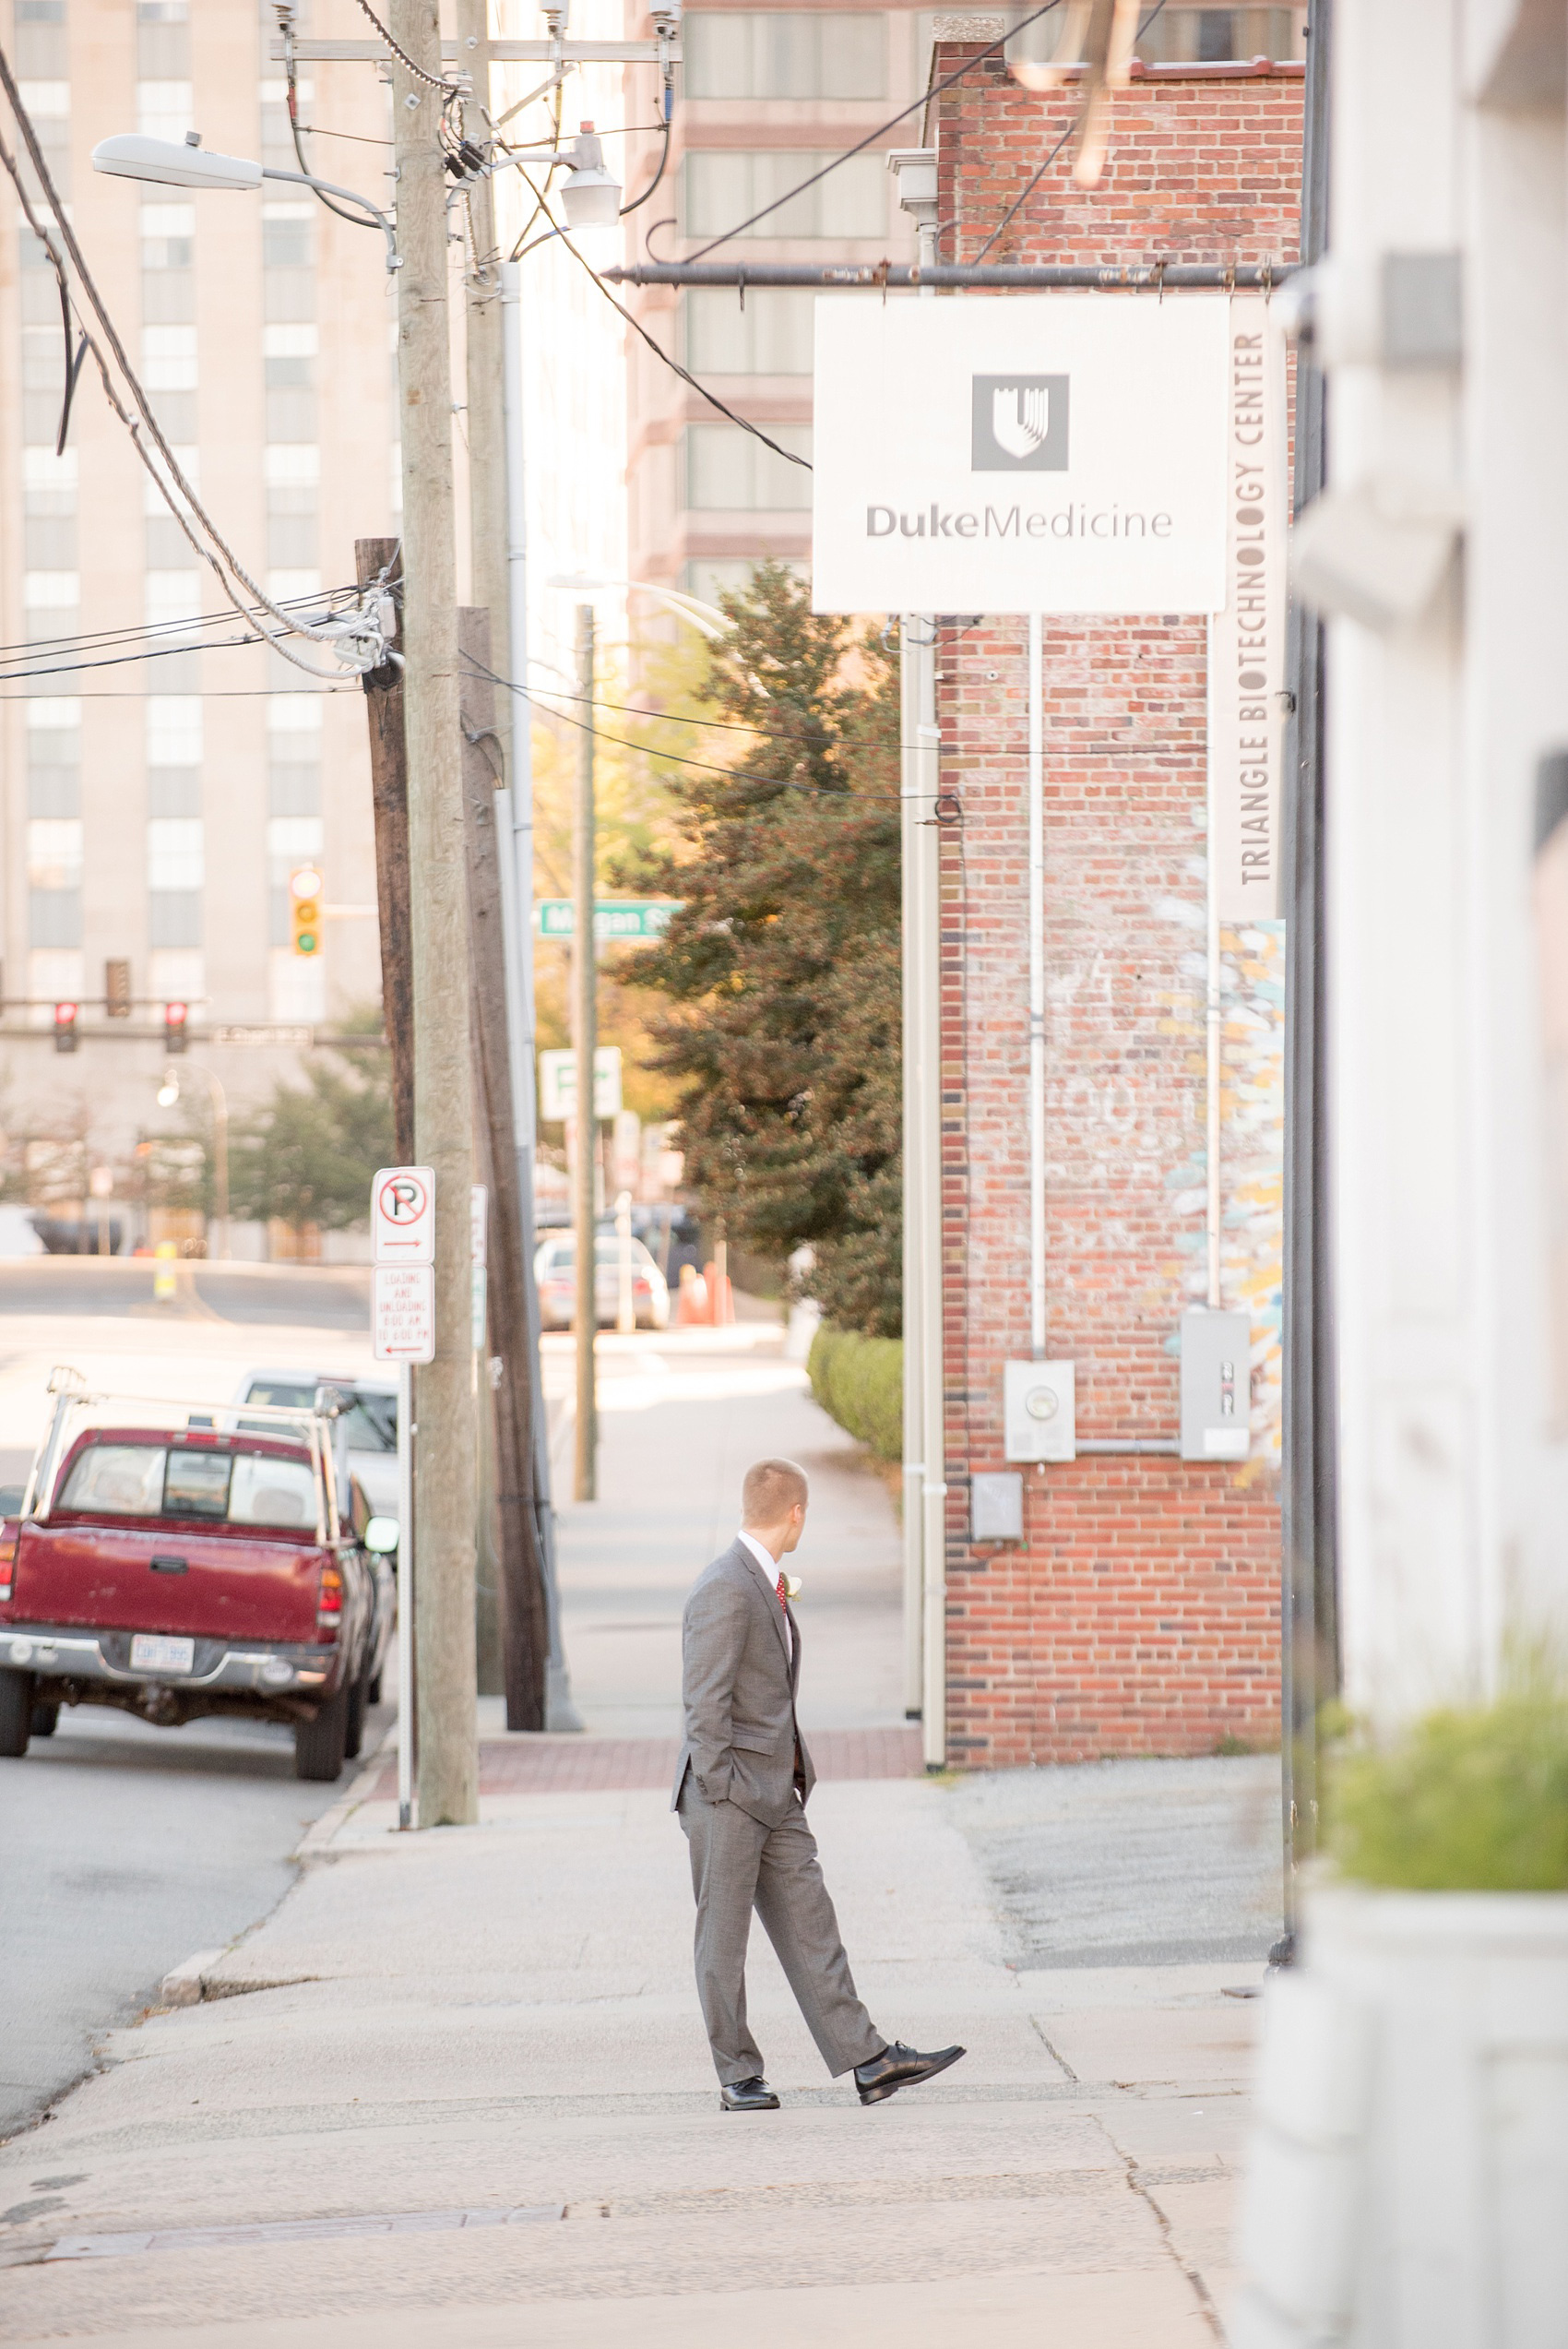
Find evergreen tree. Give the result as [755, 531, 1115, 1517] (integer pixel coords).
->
[629, 564, 902, 1336]
[229, 1046, 394, 1233]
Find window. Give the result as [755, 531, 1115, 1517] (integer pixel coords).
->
[148, 817, 203, 890]
[28, 818, 81, 888]
[140, 202, 194, 269]
[229, 1453, 317, 1528]
[146, 571, 201, 630]
[24, 447, 77, 516]
[60, 1445, 165, 1517]
[684, 287, 814, 375]
[137, 79, 192, 141]
[58, 1440, 318, 1529]
[686, 422, 813, 510]
[684, 13, 885, 99]
[262, 206, 314, 270]
[683, 150, 884, 241]
[141, 325, 196, 390]
[146, 695, 201, 765]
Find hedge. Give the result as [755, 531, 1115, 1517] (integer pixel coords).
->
[807, 1323, 902, 1463]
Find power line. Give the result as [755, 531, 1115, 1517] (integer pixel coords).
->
[679, 0, 1063, 262]
[555, 228, 814, 473]
[0, 48, 387, 681]
[0, 583, 366, 666]
[463, 651, 906, 805]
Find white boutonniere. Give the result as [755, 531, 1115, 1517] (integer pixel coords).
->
[783, 1574, 802, 1601]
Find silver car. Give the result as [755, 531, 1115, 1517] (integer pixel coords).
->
[534, 1233, 671, 1331]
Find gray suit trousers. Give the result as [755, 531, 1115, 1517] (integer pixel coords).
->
[678, 1785, 885, 2084]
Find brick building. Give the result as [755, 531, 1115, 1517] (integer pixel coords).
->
[930, 48, 1304, 1765]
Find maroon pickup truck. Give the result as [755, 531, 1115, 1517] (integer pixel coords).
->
[0, 1384, 397, 1781]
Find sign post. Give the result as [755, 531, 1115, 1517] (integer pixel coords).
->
[372, 1164, 436, 1830]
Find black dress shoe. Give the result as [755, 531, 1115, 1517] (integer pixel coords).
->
[853, 2041, 966, 2106]
[720, 2076, 780, 2112]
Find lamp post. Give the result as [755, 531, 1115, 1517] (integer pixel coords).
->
[156, 1061, 229, 1261]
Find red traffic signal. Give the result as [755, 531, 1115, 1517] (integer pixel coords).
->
[53, 1001, 78, 1055]
[164, 1000, 189, 1055]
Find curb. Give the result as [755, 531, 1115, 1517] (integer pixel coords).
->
[157, 1947, 228, 2007]
[293, 1718, 400, 1861]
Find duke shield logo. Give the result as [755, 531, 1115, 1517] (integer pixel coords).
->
[971, 374, 1070, 471]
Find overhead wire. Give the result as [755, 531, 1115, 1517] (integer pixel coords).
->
[0, 50, 387, 679]
[678, 0, 1063, 262]
[461, 650, 907, 806]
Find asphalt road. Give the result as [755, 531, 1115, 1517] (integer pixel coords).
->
[0, 1257, 371, 1329]
[0, 1256, 383, 2145]
[0, 1700, 392, 2143]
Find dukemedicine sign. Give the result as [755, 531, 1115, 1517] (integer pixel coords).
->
[812, 295, 1230, 615]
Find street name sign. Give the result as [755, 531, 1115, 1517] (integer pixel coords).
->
[539, 1045, 624, 1122]
[371, 1164, 434, 1264]
[373, 1266, 435, 1364]
[812, 294, 1229, 614]
[536, 899, 682, 941]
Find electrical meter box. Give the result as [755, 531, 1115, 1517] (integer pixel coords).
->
[971, 1470, 1024, 1541]
[1004, 1360, 1075, 1463]
[1180, 1308, 1252, 1461]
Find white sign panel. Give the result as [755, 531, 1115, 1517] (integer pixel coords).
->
[373, 1265, 434, 1363]
[1211, 299, 1288, 919]
[812, 295, 1230, 614]
[538, 1045, 623, 1123]
[371, 1164, 434, 1264]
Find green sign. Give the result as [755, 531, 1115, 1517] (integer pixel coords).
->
[536, 899, 682, 942]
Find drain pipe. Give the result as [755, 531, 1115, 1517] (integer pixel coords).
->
[1028, 613, 1047, 1358]
[1206, 615, 1222, 1309]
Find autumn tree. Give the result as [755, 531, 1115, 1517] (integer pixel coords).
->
[627, 564, 901, 1336]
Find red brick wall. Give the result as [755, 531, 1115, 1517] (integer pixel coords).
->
[932, 58, 1302, 1767]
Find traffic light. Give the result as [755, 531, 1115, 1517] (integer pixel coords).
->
[104, 959, 131, 1019]
[290, 864, 323, 958]
[53, 1001, 77, 1055]
[164, 1000, 189, 1055]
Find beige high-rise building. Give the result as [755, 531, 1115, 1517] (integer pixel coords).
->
[0, 0, 396, 1222]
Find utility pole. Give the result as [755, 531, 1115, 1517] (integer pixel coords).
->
[573, 602, 598, 1503]
[392, 0, 477, 1828]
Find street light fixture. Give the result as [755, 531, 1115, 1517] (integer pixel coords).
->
[548, 572, 732, 641]
[151, 1060, 230, 1260]
[91, 131, 398, 271]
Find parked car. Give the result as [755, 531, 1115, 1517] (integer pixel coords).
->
[534, 1233, 671, 1330]
[0, 1378, 397, 1780]
[232, 1368, 398, 1517]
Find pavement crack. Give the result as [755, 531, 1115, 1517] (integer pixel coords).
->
[1113, 2137, 1225, 2342]
[1028, 2016, 1078, 2081]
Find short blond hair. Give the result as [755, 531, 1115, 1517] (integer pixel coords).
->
[741, 1457, 809, 1525]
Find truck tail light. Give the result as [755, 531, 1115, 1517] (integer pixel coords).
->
[317, 1562, 343, 1625]
[0, 1527, 16, 1604]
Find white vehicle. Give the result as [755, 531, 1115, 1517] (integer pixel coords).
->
[232, 1369, 398, 1516]
[533, 1233, 671, 1331]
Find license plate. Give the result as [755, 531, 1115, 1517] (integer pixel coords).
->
[130, 1633, 195, 1675]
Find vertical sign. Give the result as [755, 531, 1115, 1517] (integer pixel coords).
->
[372, 1164, 435, 1365]
[1212, 298, 1288, 919]
[470, 1183, 488, 1353]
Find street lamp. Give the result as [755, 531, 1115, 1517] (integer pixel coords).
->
[153, 1061, 230, 1262]
[548, 572, 733, 642]
[91, 131, 398, 271]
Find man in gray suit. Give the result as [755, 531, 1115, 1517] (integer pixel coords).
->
[672, 1455, 965, 2112]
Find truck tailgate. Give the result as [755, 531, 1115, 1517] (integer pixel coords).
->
[12, 1520, 322, 1643]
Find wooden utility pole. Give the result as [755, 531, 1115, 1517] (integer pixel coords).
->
[573, 602, 598, 1503]
[392, 0, 477, 1828]
[457, 0, 509, 786]
[458, 608, 549, 1729]
[356, 538, 414, 1163]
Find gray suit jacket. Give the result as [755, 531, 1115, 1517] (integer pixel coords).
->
[671, 1537, 816, 1827]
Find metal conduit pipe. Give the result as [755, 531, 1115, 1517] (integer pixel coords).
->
[603, 262, 1300, 291]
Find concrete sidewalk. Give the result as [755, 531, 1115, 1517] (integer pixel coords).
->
[0, 1760, 1266, 2346]
[0, 1317, 1276, 2342]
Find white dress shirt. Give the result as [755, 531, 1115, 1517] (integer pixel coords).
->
[737, 1528, 791, 1663]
